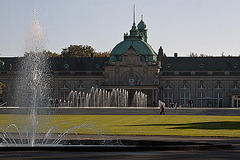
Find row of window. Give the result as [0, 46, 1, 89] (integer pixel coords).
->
[163, 84, 240, 90]
[59, 83, 102, 100]
[59, 84, 86, 100]
[163, 92, 224, 107]
[165, 63, 238, 69]
[60, 84, 85, 90]
[162, 83, 236, 107]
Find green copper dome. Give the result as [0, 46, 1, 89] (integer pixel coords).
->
[110, 40, 156, 62]
[110, 19, 156, 62]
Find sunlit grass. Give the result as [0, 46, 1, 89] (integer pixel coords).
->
[1, 114, 240, 137]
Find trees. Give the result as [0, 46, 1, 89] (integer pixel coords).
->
[188, 53, 212, 57]
[94, 51, 110, 57]
[44, 51, 59, 57]
[60, 45, 110, 57]
[188, 53, 198, 57]
[60, 45, 95, 57]
[23, 45, 110, 58]
[24, 50, 59, 57]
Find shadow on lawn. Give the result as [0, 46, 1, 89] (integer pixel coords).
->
[125, 121, 240, 130]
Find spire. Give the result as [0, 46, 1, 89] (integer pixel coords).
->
[141, 15, 143, 21]
[129, 4, 138, 36]
[133, 4, 136, 25]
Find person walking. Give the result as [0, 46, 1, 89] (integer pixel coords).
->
[159, 100, 165, 115]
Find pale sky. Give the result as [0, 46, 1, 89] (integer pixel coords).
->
[1, 0, 240, 57]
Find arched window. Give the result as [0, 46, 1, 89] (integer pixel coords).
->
[180, 84, 190, 90]
[64, 64, 70, 70]
[231, 84, 240, 90]
[76, 84, 85, 90]
[164, 84, 173, 90]
[197, 84, 206, 90]
[214, 84, 223, 90]
[122, 72, 141, 86]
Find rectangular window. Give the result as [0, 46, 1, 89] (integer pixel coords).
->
[197, 92, 206, 107]
[60, 92, 69, 100]
[163, 92, 173, 107]
[180, 92, 190, 107]
[214, 92, 223, 107]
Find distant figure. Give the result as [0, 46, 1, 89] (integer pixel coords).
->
[55, 98, 59, 107]
[49, 98, 54, 107]
[174, 102, 177, 109]
[188, 100, 193, 108]
[158, 100, 165, 115]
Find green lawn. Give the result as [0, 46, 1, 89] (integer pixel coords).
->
[1, 114, 240, 137]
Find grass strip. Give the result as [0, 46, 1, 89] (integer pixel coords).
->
[0, 114, 240, 137]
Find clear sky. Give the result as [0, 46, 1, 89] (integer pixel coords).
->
[1, 0, 240, 57]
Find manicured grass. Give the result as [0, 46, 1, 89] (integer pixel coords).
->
[1, 114, 240, 137]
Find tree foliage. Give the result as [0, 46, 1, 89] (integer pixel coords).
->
[188, 53, 198, 57]
[24, 45, 110, 58]
[94, 51, 110, 57]
[59, 45, 110, 57]
[24, 50, 59, 57]
[188, 52, 212, 57]
[44, 51, 59, 57]
[60, 45, 95, 57]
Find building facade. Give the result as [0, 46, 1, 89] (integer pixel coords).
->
[0, 19, 240, 107]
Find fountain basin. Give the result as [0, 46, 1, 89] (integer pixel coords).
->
[0, 139, 232, 152]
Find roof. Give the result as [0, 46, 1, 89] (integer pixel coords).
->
[0, 56, 239, 72]
[0, 57, 21, 71]
[49, 57, 109, 71]
[0, 57, 109, 71]
[161, 57, 240, 71]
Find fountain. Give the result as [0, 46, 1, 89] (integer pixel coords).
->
[132, 91, 148, 107]
[68, 88, 138, 107]
[0, 11, 231, 153]
[67, 88, 148, 107]
[0, 10, 140, 148]
[11, 10, 51, 147]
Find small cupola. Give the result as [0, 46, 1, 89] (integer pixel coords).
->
[137, 15, 148, 42]
[137, 15, 147, 30]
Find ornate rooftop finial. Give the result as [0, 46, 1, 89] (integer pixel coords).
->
[158, 46, 164, 59]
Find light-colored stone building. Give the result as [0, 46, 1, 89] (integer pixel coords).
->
[0, 19, 240, 107]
